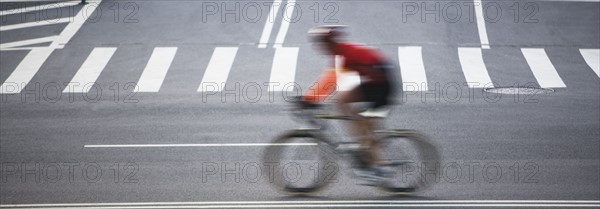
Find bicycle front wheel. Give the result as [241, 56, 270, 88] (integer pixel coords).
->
[375, 130, 441, 195]
[262, 130, 338, 195]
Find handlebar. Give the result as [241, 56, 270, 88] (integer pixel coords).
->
[288, 97, 356, 129]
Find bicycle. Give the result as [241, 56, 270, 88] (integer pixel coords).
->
[262, 102, 441, 195]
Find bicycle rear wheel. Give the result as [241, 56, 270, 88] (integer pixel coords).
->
[262, 130, 338, 195]
[375, 130, 441, 195]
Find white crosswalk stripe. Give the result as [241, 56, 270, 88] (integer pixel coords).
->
[63, 48, 117, 93]
[268, 47, 299, 91]
[398, 46, 428, 91]
[579, 49, 600, 78]
[135, 47, 178, 92]
[197, 47, 239, 92]
[458, 47, 494, 88]
[522, 48, 567, 88]
[0, 48, 54, 94]
[1, 46, 598, 95]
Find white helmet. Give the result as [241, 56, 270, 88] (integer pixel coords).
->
[308, 25, 347, 43]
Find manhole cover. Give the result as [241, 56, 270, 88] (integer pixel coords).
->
[484, 87, 554, 95]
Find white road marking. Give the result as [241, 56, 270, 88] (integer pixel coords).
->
[542, 0, 600, 1]
[335, 55, 361, 91]
[0, 48, 54, 94]
[50, 0, 101, 48]
[398, 46, 428, 91]
[473, 0, 490, 49]
[63, 47, 116, 93]
[0, 47, 48, 51]
[521, 48, 566, 88]
[2, 200, 598, 208]
[84, 143, 318, 148]
[0, 17, 71, 31]
[0, 0, 77, 2]
[458, 47, 493, 88]
[0, 36, 57, 49]
[0, 204, 598, 208]
[134, 47, 178, 92]
[273, 0, 295, 48]
[268, 47, 299, 91]
[579, 49, 600, 77]
[0, 1, 79, 16]
[257, 0, 282, 48]
[197, 47, 238, 92]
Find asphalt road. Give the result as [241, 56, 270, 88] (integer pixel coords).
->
[0, 0, 599, 208]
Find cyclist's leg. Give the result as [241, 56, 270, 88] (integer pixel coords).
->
[361, 81, 393, 167]
[337, 86, 366, 134]
[337, 85, 380, 166]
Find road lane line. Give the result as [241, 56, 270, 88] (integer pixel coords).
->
[84, 143, 318, 148]
[50, 0, 101, 48]
[258, 0, 282, 48]
[1, 204, 598, 208]
[134, 47, 178, 92]
[63, 47, 116, 93]
[458, 47, 493, 88]
[0, 48, 54, 94]
[473, 0, 490, 49]
[542, 0, 600, 1]
[268, 47, 298, 91]
[2, 200, 599, 208]
[521, 48, 566, 88]
[0, 47, 49, 51]
[398, 46, 428, 91]
[273, 0, 295, 48]
[197, 47, 238, 92]
[0, 0, 83, 2]
[0, 36, 57, 49]
[0, 17, 71, 31]
[579, 49, 600, 77]
[0, 1, 80, 16]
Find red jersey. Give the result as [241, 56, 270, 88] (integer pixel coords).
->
[334, 42, 387, 83]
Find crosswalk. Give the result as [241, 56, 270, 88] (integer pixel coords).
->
[63, 47, 116, 93]
[0, 46, 599, 94]
[580, 49, 600, 77]
[197, 47, 239, 92]
[135, 47, 178, 93]
[398, 46, 428, 91]
[521, 48, 567, 88]
[268, 47, 299, 91]
[458, 48, 494, 88]
[0, 48, 54, 94]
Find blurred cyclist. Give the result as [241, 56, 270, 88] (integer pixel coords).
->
[299, 25, 399, 185]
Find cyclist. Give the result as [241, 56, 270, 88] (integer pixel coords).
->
[299, 25, 399, 185]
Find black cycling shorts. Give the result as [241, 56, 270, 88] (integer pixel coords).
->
[357, 81, 393, 108]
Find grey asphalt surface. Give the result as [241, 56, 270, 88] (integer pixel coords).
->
[0, 0, 599, 207]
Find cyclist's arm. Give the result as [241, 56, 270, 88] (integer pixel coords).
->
[302, 68, 337, 103]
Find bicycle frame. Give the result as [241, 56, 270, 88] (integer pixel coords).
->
[290, 104, 390, 137]
[290, 106, 354, 141]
